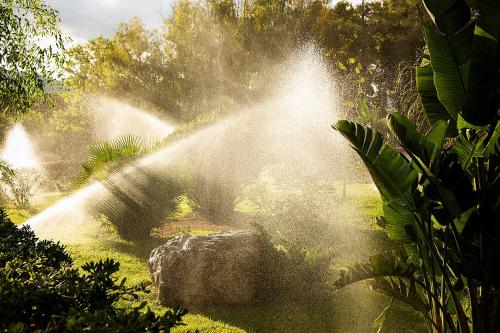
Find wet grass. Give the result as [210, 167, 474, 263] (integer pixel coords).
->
[5, 204, 31, 225]
[5, 195, 244, 332]
[62, 183, 386, 332]
[6, 183, 428, 332]
[5, 191, 65, 225]
[65, 227, 246, 332]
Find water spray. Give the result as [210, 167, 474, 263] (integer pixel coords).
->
[1, 124, 42, 170]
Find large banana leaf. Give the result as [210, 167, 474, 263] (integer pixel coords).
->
[387, 113, 463, 220]
[335, 120, 421, 242]
[334, 120, 417, 203]
[334, 120, 422, 243]
[462, 0, 500, 126]
[333, 253, 417, 289]
[451, 130, 488, 171]
[415, 65, 451, 126]
[334, 252, 428, 315]
[426, 120, 448, 161]
[371, 253, 417, 277]
[334, 262, 372, 289]
[422, 0, 470, 36]
[383, 200, 419, 243]
[420, 0, 472, 126]
[424, 24, 473, 120]
[371, 277, 428, 315]
[483, 121, 500, 158]
[387, 113, 446, 169]
[386, 112, 460, 219]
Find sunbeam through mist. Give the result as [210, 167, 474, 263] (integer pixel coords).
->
[90, 97, 175, 141]
[14, 42, 392, 333]
[24, 48, 351, 241]
[3, 0, 470, 331]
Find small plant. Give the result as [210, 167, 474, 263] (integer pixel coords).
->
[93, 168, 186, 241]
[75, 135, 188, 241]
[0, 167, 41, 210]
[252, 224, 334, 304]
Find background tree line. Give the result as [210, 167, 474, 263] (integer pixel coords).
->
[1, 0, 433, 169]
[65, 0, 428, 124]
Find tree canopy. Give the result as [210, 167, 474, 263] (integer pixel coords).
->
[66, 0, 428, 122]
[0, 0, 66, 114]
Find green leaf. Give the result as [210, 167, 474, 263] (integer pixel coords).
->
[383, 200, 417, 243]
[333, 262, 372, 289]
[387, 113, 440, 168]
[387, 113, 448, 175]
[475, 26, 496, 42]
[372, 300, 393, 333]
[426, 120, 448, 162]
[370, 277, 428, 314]
[454, 207, 475, 234]
[416, 65, 451, 126]
[462, 0, 500, 126]
[333, 120, 417, 204]
[75, 134, 145, 186]
[333, 253, 416, 289]
[483, 121, 500, 158]
[452, 130, 488, 170]
[370, 253, 416, 277]
[334, 120, 422, 243]
[422, 0, 471, 35]
[473, 0, 500, 41]
[424, 24, 473, 121]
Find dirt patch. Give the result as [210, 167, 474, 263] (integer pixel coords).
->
[154, 216, 237, 238]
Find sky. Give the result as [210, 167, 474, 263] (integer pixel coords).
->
[47, 0, 364, 44]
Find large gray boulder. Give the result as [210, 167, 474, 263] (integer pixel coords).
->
[148, 231, 271, 306]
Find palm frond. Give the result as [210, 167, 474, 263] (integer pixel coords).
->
[75, 134, 145, 186]
[0, 159, 14, 177]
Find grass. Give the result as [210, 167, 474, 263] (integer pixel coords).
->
[5, 191, 65, 225]
[67, 237, 246, 332]
[65, 230, 247, 332]
[175, 315, 245, 333]
[5, 192, 246, 332]
[6, 183, 427, 332]
[68, 240, 150, 286]
[333, 182, 383, 226]
[5, 204, 31, 225]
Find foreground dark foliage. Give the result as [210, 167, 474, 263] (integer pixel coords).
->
[0, 209, 187, 332]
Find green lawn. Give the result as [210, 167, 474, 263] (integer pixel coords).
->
[6, 192, 245, 332]
[6, 183, 427, 332]
[64, 224, 246, 332]
[6, 191, 65, 225]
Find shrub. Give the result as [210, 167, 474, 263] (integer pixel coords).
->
[240, 175, 337, 248]
[0, 208, 187, 331]
[0, 168, 42, 210]
[252, 225, 333, 304]
[94, 168, 186, 241]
